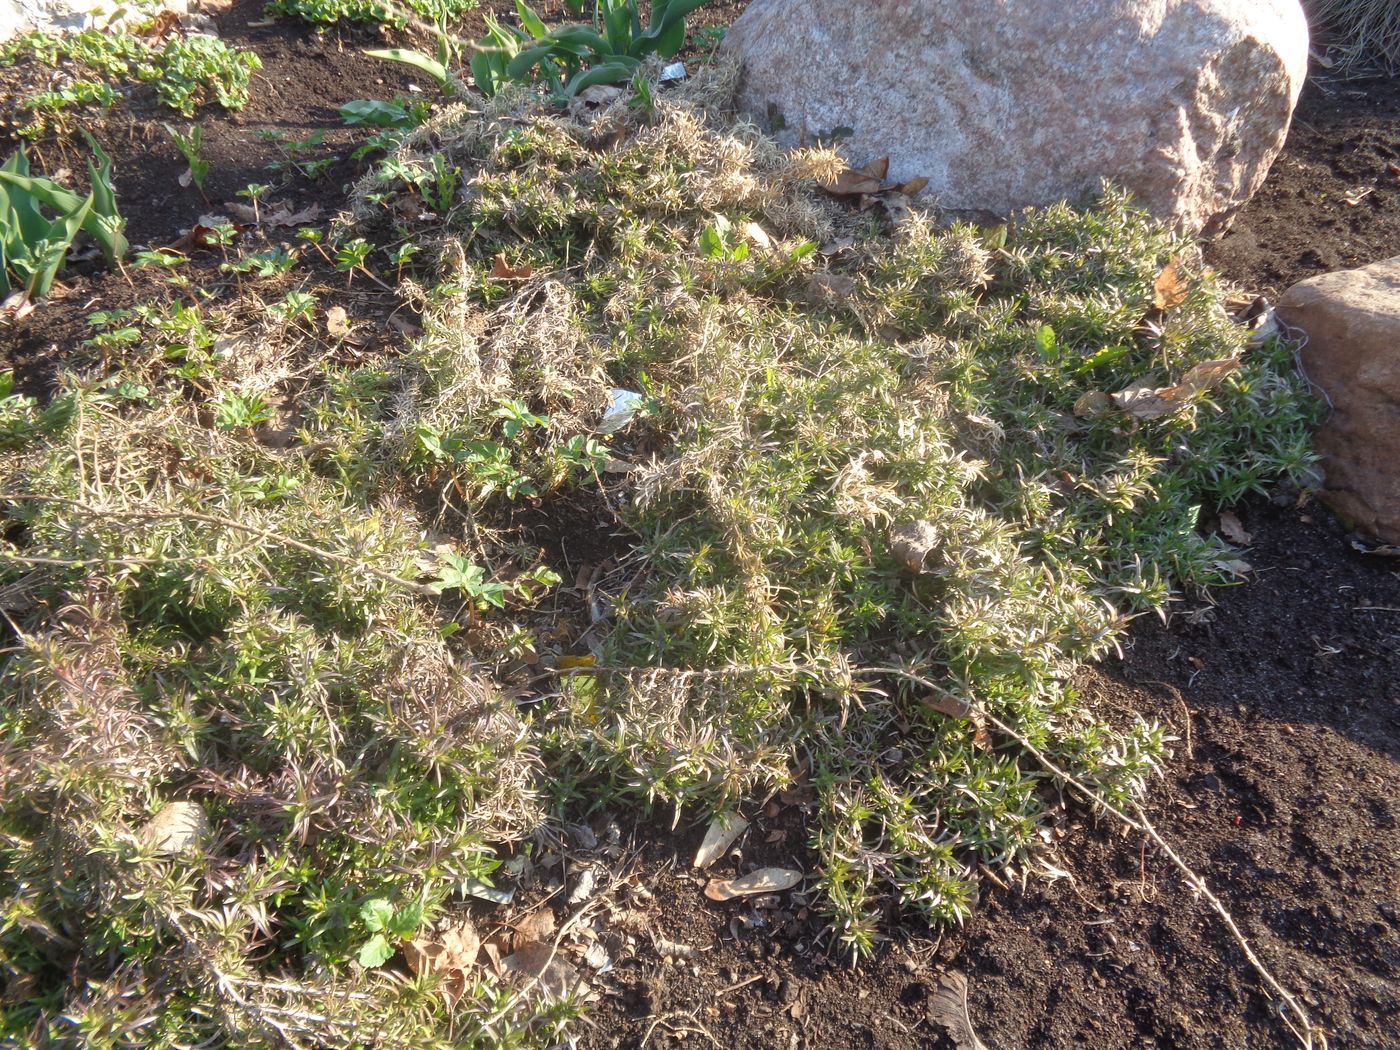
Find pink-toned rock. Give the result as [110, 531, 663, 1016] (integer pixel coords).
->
[721, 0, 1308, 234]
[1278, 257, 1400, 544]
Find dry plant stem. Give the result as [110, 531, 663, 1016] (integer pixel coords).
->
[877, 668, 1326, 1050]
[0, 492, 440, 597]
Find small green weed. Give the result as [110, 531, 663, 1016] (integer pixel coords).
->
[1, 27, 261, 121]
[267, 0, 479, 28]
[164, 123, 209, 194]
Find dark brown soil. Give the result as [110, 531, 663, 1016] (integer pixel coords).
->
[1204, 73, 1400, 298]
[1, 6, 1398, 1048]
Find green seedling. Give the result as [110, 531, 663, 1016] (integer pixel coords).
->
[166, 123, 210, 195]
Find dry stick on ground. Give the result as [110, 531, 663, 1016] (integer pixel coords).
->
[875, 667, 1326, 1050]
[0, 493, 441, 597]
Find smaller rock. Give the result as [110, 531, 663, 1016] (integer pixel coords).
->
[1278, 257, 1400, 543]
[138, 800, 207, 856]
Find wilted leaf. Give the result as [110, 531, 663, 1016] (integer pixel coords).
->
[927, 970, 988, 1050]
[1111, 358, 1240, 420]
[889, 520, 939, 572]
[740, 222, 773, 252]
[1152, 258, 1189, 311]
[704, 867, 803, 901]
[824, 156, 889, 196]
[805, 272, 857, 304]
[500, 942, 585, 999]
[1218, 511, 1252, 545]
[1215, 558, 1252, 577]
[923, 693, 990, 748]
[490, 253, 534, 280]
[138, 801, 207, 855]
[693, 811, 749, 869]
[404, 918, 480, 1004]
[224, 202, 322, 228]
[325, 306, 351, 340]
[1073, 390, 1113, 418]
[512, 909, 555, 952]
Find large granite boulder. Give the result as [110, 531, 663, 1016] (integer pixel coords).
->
[721, 0, 1309, 234]
[1278, 257, 1400, 544]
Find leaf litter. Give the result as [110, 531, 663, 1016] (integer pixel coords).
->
[704, 867, 803, 902]
[927, 970, 990, 1050]
[693, 811, 749, 869]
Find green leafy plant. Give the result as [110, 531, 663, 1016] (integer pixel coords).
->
[0, 136, 127, 301]
[165, 123, 210, 195]
[356, 898, 425, 967]
[267, 0, 478, 29]
[698, 214, 749, 261]
[433, 552, 511, 609]
[473, 0, 713, 99]
[213, 392, 273, 430]
[3, 28, 261, 122]
[157, 35, 261, 116]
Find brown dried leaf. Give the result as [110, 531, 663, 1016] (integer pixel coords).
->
[403, 916, 482, 1009]
[1111, 357, 1240, 420]
[1152, 258, 1189, 311]
[499, 942, 585, 999]
[1073, 390, 1114, 418]
[1218, 511, 1252, 545]
[490, 253, 534, 281]
[824, 156, 889, 196]
[704, 867, 803, 902]
[512, 909, 556, 952]
[805, 272, 857, 304]
[137, 9, 181, 36]
[740, 222, 773, 252]
[927, 970, 988, 1050]
[693, 811, 749, 870]
[325, 306, 351, 340]
[923, 694, 990, 748]
[224, 202, 322, 228]
[889, 520, 939, 573]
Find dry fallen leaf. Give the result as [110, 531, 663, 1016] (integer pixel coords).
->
[1073, 390, 1114, 418]
[138, 801, 207, 856]
[889, 520, 939, 572]
[325, 306, 351, 340]
[404, 917, 481, 1009]
[704, 867, 803, 902]
[490, 252, 534, 281]
[927, 970, 989, 1050]
[740, 222, 773, 252]
[1215, 558, 1253, 577]
[1152, 257, 1189, 311]
[923, 693, 991, 748]
[500, 942, 586, 999]
[1111, 357, 1240, 420]
[824, 156, 889, 196]
[805, 272, 857, 304]
[512, 909, 556, 952]
[224, 202, 322, 228]
[1218, 511, 1252, 545]
[693, 811, 749, 869]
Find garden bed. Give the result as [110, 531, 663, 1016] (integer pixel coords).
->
[1, 3, 1397, 1047]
